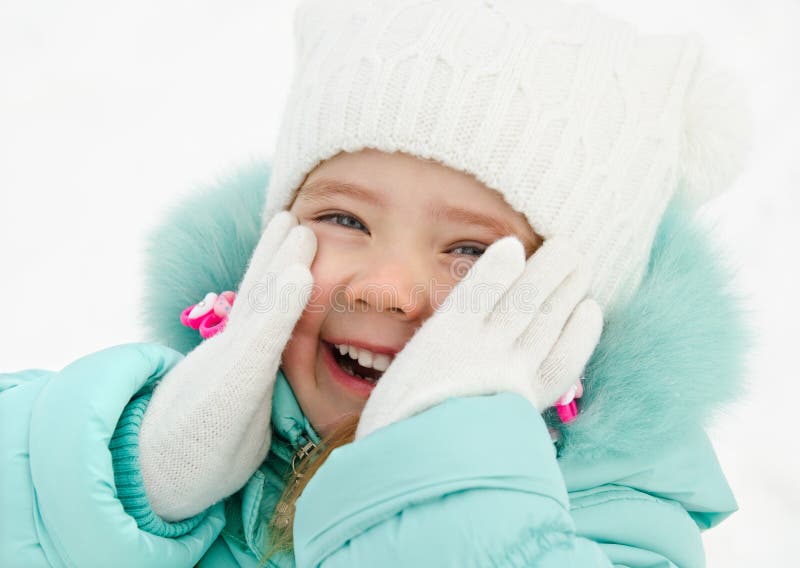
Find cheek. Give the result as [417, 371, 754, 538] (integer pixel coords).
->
[427, 259, 475, 312]
[308, 235, 353, 306]
[280, 242, 347, 390]
[284, 246, 345, 349]
[280, 300, 325, 395]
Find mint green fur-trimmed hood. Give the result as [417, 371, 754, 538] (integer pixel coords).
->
[138, 162, 753, 462]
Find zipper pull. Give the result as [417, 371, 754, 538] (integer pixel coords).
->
[290, 433, 317, 480]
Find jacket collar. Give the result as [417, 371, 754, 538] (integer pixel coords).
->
[270, 368, 321, 454]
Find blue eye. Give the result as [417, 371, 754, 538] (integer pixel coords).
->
[450, 245, 486, 257]
[312, 213, 369, 234]
[311, 214, 484, 256]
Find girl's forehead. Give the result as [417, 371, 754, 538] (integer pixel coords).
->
[296, 172, 517, 225]
[298, 149, 513, 208]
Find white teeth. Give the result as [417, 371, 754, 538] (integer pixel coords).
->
[334, 343, 393, 373]
[372, 354, 390, 372]
[358, 349, 373, 368]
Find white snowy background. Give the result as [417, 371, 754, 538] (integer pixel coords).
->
[1, 1, 797, 565]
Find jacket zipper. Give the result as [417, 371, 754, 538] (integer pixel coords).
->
[273, 432, 317, 529]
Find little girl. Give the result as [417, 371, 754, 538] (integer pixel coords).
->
[2, 0, 753, 566]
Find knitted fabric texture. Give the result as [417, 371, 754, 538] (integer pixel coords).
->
[261, 0, 751, 312]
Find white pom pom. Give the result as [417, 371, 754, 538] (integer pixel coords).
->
[677, 49, 754, 208]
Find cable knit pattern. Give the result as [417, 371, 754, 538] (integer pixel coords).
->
[258, 0, 734, 313]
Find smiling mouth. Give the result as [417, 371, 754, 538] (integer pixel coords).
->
[322, 340, 387, 384]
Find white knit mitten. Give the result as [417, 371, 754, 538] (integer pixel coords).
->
[139, 211, 316, 521]
[355, 236, 603, 441]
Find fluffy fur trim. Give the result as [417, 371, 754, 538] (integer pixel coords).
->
[548, 191, 754, 460]
[140, 163, 753, 461]
[139, 161, 270, 356]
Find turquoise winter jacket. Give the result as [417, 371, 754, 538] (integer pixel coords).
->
[1, 164, 751, 567]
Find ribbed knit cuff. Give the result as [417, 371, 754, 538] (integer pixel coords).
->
[110, 388, 210, 538]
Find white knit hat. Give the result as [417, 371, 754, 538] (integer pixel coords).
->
[262, 0, 752, 312]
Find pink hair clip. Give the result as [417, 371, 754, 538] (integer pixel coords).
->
[554, 378, 584, 424]
[180, 291, 237, 339]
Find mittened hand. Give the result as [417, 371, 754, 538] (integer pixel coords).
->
[223, 210, 317, 342]
[354, 235, 603, 441]
[139, 210, 317, 521]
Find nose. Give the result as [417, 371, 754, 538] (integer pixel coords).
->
[344, 250, 434, 321]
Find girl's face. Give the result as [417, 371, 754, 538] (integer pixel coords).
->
[284, 148, 541, 437]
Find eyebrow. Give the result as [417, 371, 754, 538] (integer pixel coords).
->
[433, 204, 517, 240]
[295, 178, 388, 207]
[296, 177, 537, 253]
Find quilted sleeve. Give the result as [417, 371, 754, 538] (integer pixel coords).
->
[292, 393, 706, 568]
[1, 343, 226, 568]
[1, 368, 57, 567]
